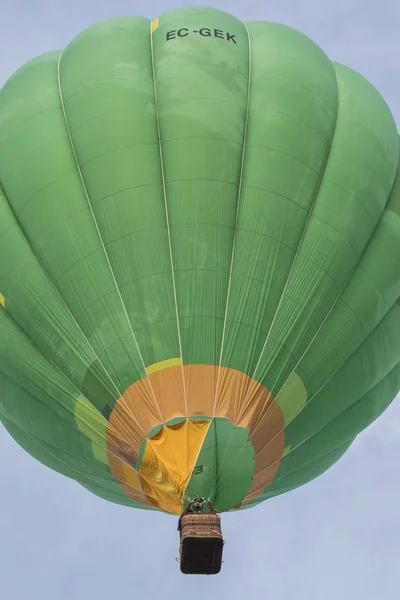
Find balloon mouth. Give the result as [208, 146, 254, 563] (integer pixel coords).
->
[104, 362, 286, 513]
[137, 416, 259, 514]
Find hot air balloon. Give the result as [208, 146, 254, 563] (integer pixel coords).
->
[0, 6, 399, 575]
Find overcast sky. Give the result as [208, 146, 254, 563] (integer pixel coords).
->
[0, 1, 399, 599]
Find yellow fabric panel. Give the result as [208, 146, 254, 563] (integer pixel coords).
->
[74, 394, 109, 465]
[91, 441, 108, 464]
[139, 420, 211, 514]
[276, 372, 307, 424]
[0, 293, 5, 308]
[283, 444, 292, 457]
[145, 357, 182, 375]
[151, 17, 159, 32]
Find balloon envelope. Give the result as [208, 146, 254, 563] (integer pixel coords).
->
[0, 7, 399, 514]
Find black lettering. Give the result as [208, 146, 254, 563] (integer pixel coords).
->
[165, 26, 237, 43]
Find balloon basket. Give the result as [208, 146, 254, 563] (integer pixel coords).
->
[179, 513, 224, 575]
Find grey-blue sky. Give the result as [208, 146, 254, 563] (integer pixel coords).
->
[0, 1, 399, 599]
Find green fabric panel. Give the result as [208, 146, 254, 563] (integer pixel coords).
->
[222, 22, 338, 376]
[60, 17, 180, 369]
[0, 309, 102, 464]
[297, 155, 400, 394]
[78, 480, 154, 510]
[0, 43, 144, 395]
[185, 418, 255, 511]
[0, 309, 138, 504]
[1, 415, 141, 507]
[0, 182, 118, 414]
[75, 394, 109, 464]
[253, 63, 399, 395]
[152, 8, 249, 366]
[0, 370, 136, 506]
[0, 372, 89, 479]
[241, 442, 353, 510]
[282, 301, 400, 455]
[252, 360, 400, 505]
[387, 145, 400, 217]
[0, 307, 81, 424]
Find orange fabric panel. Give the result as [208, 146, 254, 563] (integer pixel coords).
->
[240, 401, 286, 506]
[106, 452, 152, 507]
[106, 362, 285, 511]
[147, 363, 187, 422]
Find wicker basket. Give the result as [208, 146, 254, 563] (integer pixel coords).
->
[180, 513, 223, 540]
[179, 513, 224, 575]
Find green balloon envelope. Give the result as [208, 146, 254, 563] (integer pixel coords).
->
[0, 6, 399, 514]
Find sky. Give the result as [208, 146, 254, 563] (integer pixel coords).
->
[0, 1, 399, 599]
